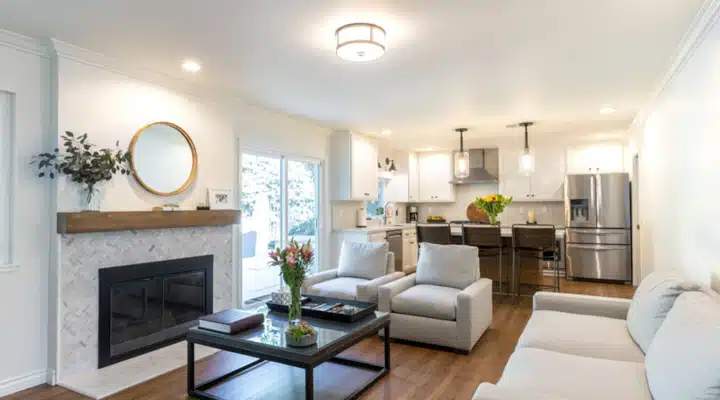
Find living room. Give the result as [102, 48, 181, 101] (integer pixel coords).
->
[1, 1, 719, 399]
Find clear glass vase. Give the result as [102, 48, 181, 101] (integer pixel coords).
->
[288, 284, 302, 325]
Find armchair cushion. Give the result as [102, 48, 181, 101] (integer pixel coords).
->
[378, 274, 416, 313]
[337, 241, 389, 280]
[416, 243, 478, 289]
[533, 292, 632, 320]
[626, 269, 701, 352]
[356, 271, 405, 303]
[305, 277, 368, 301]
[391, 284, 461, 321]
[302, 268, 338, 292]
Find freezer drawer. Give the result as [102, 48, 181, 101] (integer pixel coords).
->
[566, 228, 631, 245]
[566, 243, 631, 282]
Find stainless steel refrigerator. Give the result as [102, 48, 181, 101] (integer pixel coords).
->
[565, 173, 632, 283]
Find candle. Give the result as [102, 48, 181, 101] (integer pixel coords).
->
[528, 210, 536, 223]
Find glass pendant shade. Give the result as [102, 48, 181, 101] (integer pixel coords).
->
[519, 149, 535, 176]
[454, 151, 470, 179]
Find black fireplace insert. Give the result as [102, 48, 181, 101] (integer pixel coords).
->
[98, 255, 213, 368]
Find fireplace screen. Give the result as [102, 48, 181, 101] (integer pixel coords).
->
[98, 255, 213, 368]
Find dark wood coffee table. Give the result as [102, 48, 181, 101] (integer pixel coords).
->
[186, 303, 390, 400]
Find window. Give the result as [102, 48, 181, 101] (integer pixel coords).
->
[0, 92, 12, 266]
[366, 182, 384, 219]
[240, 152, 321, 304]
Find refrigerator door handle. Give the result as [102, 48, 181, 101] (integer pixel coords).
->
[568, 244, 627, 251]
[569, 228, 627, 235]
[594, 174, 602, 227]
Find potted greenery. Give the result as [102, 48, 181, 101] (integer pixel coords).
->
[285, 322, 317, 347]
[32, 132, 131, 211]
[474, 194, 513, 225]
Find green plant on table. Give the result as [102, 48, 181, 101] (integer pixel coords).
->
[286, 322, 316, 342]
[474, 194, 513, 225]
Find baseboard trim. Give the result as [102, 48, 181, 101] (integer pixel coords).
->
[0, 369, 48, 397]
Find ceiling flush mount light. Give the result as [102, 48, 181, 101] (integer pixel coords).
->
[182, 60, 202, 73]
[600, 106, 616, 115]
[518, 122, 535, 176]
[336, 23, 386, 62]
[454, 128, 470, 179]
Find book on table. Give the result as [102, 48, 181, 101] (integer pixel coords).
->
[198, 309, 264, 334]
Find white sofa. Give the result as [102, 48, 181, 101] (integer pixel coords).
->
[303, 241, 404, 303]
[473, 270, 720, 400]
[378, 243, 493, 353]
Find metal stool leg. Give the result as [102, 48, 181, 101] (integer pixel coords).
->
[498, 249, 503, 296]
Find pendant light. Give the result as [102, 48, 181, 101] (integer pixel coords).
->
[454, 128, 470, 179]
[518, 122, 535, 176]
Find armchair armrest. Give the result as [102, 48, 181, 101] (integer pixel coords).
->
[533, 292, 631, 320]
[473, 383, 567, 400]
[357, 272, 405, 303]
[457, 278, 493, 349]
[378, 273, 416, 312]
[302, 268, 338, 292]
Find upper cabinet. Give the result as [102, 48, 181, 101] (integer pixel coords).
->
[330, 131, 379, 201]
[500, 146, 565, 202]
[566, 143, 625, 174]
[408, 152, 419, 202]
[384, 173, 409, 203]
[417, 151, 455, 202]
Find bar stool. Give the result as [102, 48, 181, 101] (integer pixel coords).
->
[416, 223, 452, 245]
[511, 224, 560, 299]
[462, 224, 505, 295]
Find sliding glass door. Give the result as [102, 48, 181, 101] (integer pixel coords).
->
[241, 152, 321, 305]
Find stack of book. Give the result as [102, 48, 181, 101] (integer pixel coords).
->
[198, 309, 264, 334]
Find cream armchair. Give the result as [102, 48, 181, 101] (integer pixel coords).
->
[303, 241, 404, 303]
[378, 242, 493, 353]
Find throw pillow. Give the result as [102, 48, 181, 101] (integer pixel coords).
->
[416, 242, 479, 289]
[337, 241, 388, 280]
[626, 269, 701, 353]
[645, 291, 720, 399]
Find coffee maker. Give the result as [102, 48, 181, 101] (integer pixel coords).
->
[407, 206, 419, 223]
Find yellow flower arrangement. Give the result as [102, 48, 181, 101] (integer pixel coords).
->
[474, 193, 513, 225]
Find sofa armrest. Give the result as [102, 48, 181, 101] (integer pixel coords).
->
[533, 292, 632, 320]
[473, 383, 566, 400]
[378, 273, 416, 312]
[357, 272, 405, 303]
[457, 278, 493, 349]
[302, 268, 338, 292]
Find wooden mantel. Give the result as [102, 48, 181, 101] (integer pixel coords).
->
[57, 210, 241, 234]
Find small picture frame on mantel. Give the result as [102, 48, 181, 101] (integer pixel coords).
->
[208, 188, 233, 210]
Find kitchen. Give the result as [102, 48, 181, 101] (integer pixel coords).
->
[329, 128, 635, 290]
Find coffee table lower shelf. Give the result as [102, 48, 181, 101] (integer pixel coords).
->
[187, 324, 390, 400]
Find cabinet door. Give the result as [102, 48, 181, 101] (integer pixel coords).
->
[410, 238, 419, 267]
[408, 152, 419, 202]
[417, 152, 455, 202]
[385, 174, 409, 203]
[530, 147, 566, 201]
[402, 238, 412, 269]
[499, 146, 532, 200]
[593, 144, 624, 173]
[350, 134, 379, 200]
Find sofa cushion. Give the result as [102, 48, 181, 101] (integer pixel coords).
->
[626, 269, 701, 352]
[498, 348, 651, 400]
[305, 277, 367, 300]
[517, 310, 644, 362]
[416, 243, 478, 289]
[391, 284, 460, 321]
[337, 241, 388, 280]
[645, 291, 720, 400]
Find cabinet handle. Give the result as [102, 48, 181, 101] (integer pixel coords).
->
[364, 193, 370, 196]
[526, 194, 530, 197]
[588, 168, 591, 171]
[531, 194, 535, 197]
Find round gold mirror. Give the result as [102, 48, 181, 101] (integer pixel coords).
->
[129, 122, 197, 196]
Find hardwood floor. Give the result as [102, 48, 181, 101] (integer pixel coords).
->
[7, 280, 634, 400]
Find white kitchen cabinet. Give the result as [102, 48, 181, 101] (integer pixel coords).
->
[402, 228, 418, 273]
[384, 173, 409, 203]
[408, 152, 419, 202]
[417, 151, 455, 202]
[330, 130, 379, 201]
[500, 146, 565, 201]
[566, 143, 625, 174]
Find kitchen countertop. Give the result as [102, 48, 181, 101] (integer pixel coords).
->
[333, 223, 565, 239]
[450, 225, 566, 240]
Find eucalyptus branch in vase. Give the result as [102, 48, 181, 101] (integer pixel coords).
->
[31, 131, 132, 210]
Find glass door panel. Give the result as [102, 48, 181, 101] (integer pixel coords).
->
[287, 160, 320, 273]
[241, 153, 282, 304]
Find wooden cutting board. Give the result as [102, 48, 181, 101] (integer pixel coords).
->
[466, 202, 489, 222]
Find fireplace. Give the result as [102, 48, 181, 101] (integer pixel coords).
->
[98, 255, 213, 368]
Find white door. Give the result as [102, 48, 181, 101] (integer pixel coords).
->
[408, 152, 419, 202]
[499, 146, 531, 200]
[531, 147, 566, 201]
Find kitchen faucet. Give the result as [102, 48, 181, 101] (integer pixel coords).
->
[383, 201, 396, 225]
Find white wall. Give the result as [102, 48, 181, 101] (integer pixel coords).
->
[0, 36, 53, 395]
[632, 15, 720, 284]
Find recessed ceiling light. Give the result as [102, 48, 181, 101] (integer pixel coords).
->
[182, 60, 202, 73]
[599, 106, 616, 115]
[336, 23, 386, 62]
[381, 129, 392, 136]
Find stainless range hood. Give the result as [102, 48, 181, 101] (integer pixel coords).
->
[450, 148, 499, 184]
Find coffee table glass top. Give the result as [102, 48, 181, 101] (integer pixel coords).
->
[188, 305, 389, 356]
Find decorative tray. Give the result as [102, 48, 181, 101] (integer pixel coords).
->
[267, 295, 377, 323]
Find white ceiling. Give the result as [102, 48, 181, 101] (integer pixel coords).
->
[0, 0, 705, 148]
